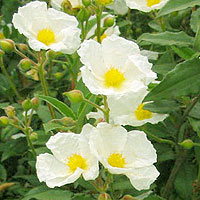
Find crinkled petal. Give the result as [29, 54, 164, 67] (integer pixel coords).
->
[126, 165, 160, 190]
[123, 131, 157, 167]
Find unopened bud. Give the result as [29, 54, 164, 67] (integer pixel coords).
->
[22, 99, 32, 111]
[63, 90, 84, 103]
[17, 43, 28, 52]
[82, 0, 91, 6]
[77, 8, 90, 22]
[0, 39, 15, 53]
[122, 195, 137, 200]
[179, 139, 194, 149]
[4, 106, 15, 118]
[54, 72, 63, 79]
[0, 116, 9, 127]
[103, 17, 114, 27]
[98, 193, 111, 200]
[31, 97, 39, 110]
[60, 117, 75, 126]
[18, 59, 32, 70]
[30, 132, 38, 141]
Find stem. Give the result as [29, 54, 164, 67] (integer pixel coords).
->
[38, 57, 55, 119]
[145, 131, 176, 146]
[103, 96, 109, 123]
[24, 127, 37, 157]
[0, 57, 22, 100]
[83, 98, 105, 113]
[161, 149, 187, 198]
[14, 48, 37, 66]
[96, 6, 102, 43]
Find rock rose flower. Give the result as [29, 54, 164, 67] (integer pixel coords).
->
[78, 35, 156, 96]
[36, 124, 99, 188]
[125, 0, 169, 12]
[12, 1, 81, 53]
[107, 86, 168, 126]
[89, 123, 160, 190]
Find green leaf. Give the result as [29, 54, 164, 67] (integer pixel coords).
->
[157, 0, 200, 17]
[174, 162, 197, 200]
[0, 164, 7, 181]
[138, 31, 194, 47]
[144, 194, 165, 200]
[22, 187, 72, 200]
[144, 58, 200, 101]
[170, 46, 195, 60]
[189, 100, 200, 119]
[190, 8, 200, 33]
[38, 95, 76, 119]
[143, 100, 179, 114]
[43, 122, 74, 133]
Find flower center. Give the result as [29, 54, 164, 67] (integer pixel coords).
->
[146, 0, 160, 7]
[66, 154, 87, 172]
[104, 68, 125, 88]
[37, 28, 55, 46]
[96, 0, 112, 6]
[100, 34, 107, 42]
[107, 153, 125, 168]
[134, 103, 152, 121]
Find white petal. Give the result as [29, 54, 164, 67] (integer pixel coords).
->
[102, 35, 140, 69]
[46, 132, 80, 163]
[107, 0, 128, 15]
[123, 131, 157, 167]
[36, 153, 68, 184]
[126, 165, 160, 190]
[78, 40, 105, 76]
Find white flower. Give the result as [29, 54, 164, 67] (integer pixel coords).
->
[86, 13, 120, 40]
[89, 123, 159, 190]
[107, 86, 168, 126]
[12, 1, 81, 54]
[51, 0, 82, 9]
[107, 0, 128, 15]
[36, 124, 99, 188]
[125, 0, 169, 12]
[78, 35, 156, 96]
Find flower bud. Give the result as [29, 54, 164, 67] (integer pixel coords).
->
[18, 59, 32, 71]
[30, 132, 38, 141]
[122, 195, 137, 200]
[0, 39, 15, 53]
[4, 106, 15, 118]
[60, 117, 75, 126]
[17, 43, 28, 52]
[82, 0, 91, 6]
[103, 17, 114, 27]
[0, 116, 9, 127]
[54, 72, 63, 79]
[98, 193, 111, 200]
[77, 8, 90, 22]
[31, 97, 39, 110]
[22, 99, 32, 111]
[63, 90, 84, 103]
[179, 139, 194, 149]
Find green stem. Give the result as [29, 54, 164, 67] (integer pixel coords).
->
[38, 59, 55, 119]
[161, 150, 187, 198]
[0, 57, 22, 100]
[24, 127, 37, 157]
[83, 98, 105, 113]
[96, 6, 102, 43]
[145, 131, 176, 146]
[103, 96, 109, 123]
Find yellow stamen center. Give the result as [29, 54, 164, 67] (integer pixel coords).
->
[100, 34, 107, 42]
[146, 0, 160, 7]
[107, 153, 125, 168]
[104, 67, 125, 88]
[66, 154, 87, 172]
[37, 28, 55, 46]
[134, 103, 152, 121]
[96, 0, 112, 6]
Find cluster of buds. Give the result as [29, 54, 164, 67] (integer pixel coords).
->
[22, 97, 39, 112]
